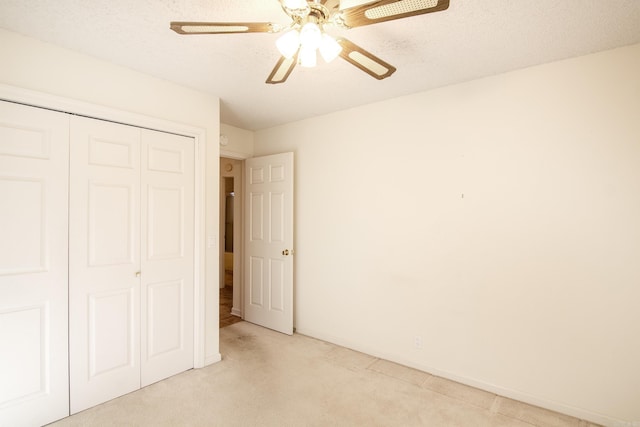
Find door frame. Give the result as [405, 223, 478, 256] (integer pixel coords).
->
[0, 83, 212, 368]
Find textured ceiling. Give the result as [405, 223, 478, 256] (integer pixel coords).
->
[1, 0, 639, 130]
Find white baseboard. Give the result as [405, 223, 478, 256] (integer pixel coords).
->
[231, 307, 242, 317]
[204, 353, 222, 366]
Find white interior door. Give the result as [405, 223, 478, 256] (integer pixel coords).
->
[140, 129, 194, 387]
[69, 116, 196, 413]
[69, 116, 142, 414]
[0, 101, 70, 426]
[244, 152, 294, 335]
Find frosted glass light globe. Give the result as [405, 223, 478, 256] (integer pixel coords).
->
[299, 22, 322, 50]
[276, 30, 300, 59]
[319, 34, 342, 63]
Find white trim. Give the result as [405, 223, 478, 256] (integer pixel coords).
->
[0, 83, 209, 370]
[232, 161, 243, 318]
[192, 136, 206, 369]
[205, 353, 222, 366]
[220, 149, 251, 160]
[0, 84, 200, 138]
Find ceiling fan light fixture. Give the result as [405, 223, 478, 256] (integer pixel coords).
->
[319, 33, 342, 63]
[281, 0, 311, 18]
[276, 29, 301, 59]
[299, 22, 322, 50]
[299, 45, 317, 68]
[171, 0, 451, 84]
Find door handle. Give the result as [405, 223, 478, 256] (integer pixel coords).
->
[135, 271, 141, 277]
[282, 249, 289, 256]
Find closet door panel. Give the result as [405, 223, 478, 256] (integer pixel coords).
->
[69, 116, 141, 414]
[141, 130, 194, 387]
[0, 101, 69, 426]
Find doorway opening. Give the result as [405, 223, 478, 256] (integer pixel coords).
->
[220, 158, 243, 328]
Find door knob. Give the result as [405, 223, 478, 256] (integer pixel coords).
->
[135, 271, 141, 277]
[282, 249, 289, 256]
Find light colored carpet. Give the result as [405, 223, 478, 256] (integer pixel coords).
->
[50, 322, 598, 427]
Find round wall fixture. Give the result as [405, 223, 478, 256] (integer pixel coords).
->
[225, 163, 233, 172]
[220, 134, 229, 146]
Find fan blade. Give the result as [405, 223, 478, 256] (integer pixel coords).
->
[337, 38, 396, 80]
[170, 21, 280, 35]
[321, 0, 341, 11]
[266, 55, 298, 84]
[340, 0, 449, 28]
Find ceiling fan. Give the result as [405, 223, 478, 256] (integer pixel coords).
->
[170, 0, 450, 84]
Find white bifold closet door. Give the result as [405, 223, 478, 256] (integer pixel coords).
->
[0, 101, 70, 426]
[69, 116, 194, 414]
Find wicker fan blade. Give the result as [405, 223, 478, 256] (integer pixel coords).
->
[266, 55, 298, 84]
[321, 0, 341, 12]
[337, 38, 396, 80]
[340, 0, 449, 28]
[170, 21, 280, 35]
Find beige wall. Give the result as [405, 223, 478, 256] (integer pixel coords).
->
[254, 43, 640, 425]
[0, 28, 221, 364]
[220, 123, 255, 159]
